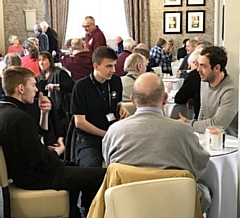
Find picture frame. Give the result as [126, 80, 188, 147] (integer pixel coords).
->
[187, 0, 205, 6]
[163, 11, 182, 34]
[186, 10, 205, 33]
[164, 0, 182, 7]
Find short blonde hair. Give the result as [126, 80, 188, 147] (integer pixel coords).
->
[9, 35, 18, 44]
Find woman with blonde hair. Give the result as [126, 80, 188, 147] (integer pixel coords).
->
[21, 40, 40, 76]
[7, 35, 23, 54]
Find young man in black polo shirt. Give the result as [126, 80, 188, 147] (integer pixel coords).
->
[71, 46, 129, 167]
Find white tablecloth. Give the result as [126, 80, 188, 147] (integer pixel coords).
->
[199, 134, 238, 218]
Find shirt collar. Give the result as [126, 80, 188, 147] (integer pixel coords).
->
[137, 106, 164, 115]
[0, 96, 26, 110]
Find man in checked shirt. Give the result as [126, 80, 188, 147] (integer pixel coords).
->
[149, 37, 173, 75]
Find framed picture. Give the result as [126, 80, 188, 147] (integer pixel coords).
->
[186, 10, 205, 33]
[163, 11, 182, 34]
[164, 0, 182, 7]
[187, 0, 205, 6]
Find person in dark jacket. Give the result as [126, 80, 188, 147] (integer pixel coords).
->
[38, 51, 75, 136]
[34, 24, 49, 52]
[60, 38, 93, 81]
[0, 66, 106, 217]
[175, 49, 201, 119]
[40, 21, 61, 62]
[177, 38, 188, 60]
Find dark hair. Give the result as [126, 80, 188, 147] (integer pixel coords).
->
[92, 46, 117, 65]
[22, 40, 39, 59]
[39, 51, 55, 78]
[200, 46, 227, 71]
[183, 38, 189, 47]
[156, 38, 166, 48]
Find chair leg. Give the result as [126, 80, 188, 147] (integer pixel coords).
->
[2, 187, 11, 218]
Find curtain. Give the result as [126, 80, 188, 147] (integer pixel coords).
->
[123, 0, 150, 48]
[44, 0, 69, 48]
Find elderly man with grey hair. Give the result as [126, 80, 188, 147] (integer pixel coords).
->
[102, 73, 211, 213]
[39, 21, 60, 62]
[33, 24, 49, 52]
[60, 38, 93, 81]
[115, 37, 136, 76]
[121, 53, 146, 102]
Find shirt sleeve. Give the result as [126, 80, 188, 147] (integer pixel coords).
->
[70, 81, 88, 115]
[16, 115, 60, 173]
[59, 69, 75, 93]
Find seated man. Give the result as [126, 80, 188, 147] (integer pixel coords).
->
[175, 49, 201, 119]
[179, 46, 238, 137]
[71, 46, 129, 168]
[102, 73, 210, 212]
[114, 36, 124, 55]
[0, 66, 106, 217]
[60, 38, 93, 81]
[121, 53, 146, 102]
[149, 37, 173, 75]
[115, 37, 136, 76]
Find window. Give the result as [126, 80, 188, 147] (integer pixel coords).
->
[66, 0, 129, 41]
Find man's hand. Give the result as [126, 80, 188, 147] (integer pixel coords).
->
[38, 92, 51, 114]
[48, 137, 65, 155]
[119, 105, 130, 120]
[178, 112, 187, 122]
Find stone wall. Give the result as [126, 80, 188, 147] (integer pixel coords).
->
[2, 0, 214, 54]
[3, 0, 45, 52]
[149, 0, 214, 50]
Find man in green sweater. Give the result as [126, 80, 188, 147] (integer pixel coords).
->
[179, 46, 238, 137]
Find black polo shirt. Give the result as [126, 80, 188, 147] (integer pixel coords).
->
[71, 73, 122, 136]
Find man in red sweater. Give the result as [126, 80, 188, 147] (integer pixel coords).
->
[82, 16, 106, 53]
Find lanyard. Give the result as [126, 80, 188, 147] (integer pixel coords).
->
[90, 73, 112, 109]
[0, 101, 19, 108]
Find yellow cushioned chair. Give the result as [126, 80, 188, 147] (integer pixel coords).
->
[0, 146, 69, 218]
[105, 177, 196, 218]
[122, 102, 136, 115]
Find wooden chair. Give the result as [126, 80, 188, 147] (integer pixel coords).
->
[0, 146, 69, 218]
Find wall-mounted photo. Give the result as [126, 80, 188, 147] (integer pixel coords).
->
[164, 0, 182, 7]
[164, 11, 182, 34]
[187, 0, 205, 6]
[186, 10, 205, 33]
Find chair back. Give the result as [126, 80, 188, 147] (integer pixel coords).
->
[171, 61, 181, 77]
[0, 146, 11, 218]
[0, 146, 8, 188]
[170, 104, 194, 120]
[122, 102, 136, 115]
[151, 66, 162, 77]
[105, 177, 196, 218]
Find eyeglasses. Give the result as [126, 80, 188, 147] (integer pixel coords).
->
[82, 24, 93, 28]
